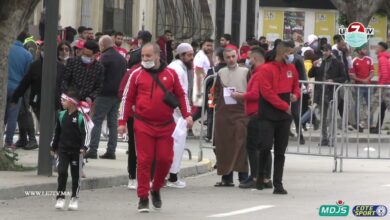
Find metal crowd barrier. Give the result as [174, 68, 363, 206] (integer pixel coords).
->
[333, 83, 390, 172]
[198, 75, 217, 162]
[196, 78, 390, 172]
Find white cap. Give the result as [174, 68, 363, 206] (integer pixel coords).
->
[176, 43, 193, 55]
[307, 34, 318, 45]
[301, 46, 313, 56]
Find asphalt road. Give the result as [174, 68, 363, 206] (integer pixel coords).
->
[1, 153, 390, 220]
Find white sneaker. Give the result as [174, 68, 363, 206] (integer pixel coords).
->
[166, 179, 186, 188]
[127, 179, 137, 190]
[68, 197, 79, 211]
[55, 198, 66, 210]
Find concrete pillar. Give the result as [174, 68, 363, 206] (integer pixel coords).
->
[224, 0, 232, 34]
[240, 0, 247, 46]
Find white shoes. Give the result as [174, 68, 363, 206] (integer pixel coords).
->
[68, 197, 79, 211]
[127, 179, 137, 190]
[166, 179, 186, 188]
[55, 198, 66, 210]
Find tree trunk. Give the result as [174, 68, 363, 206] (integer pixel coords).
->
[330, 0, 386, 26]
[0, 0, 40, 149]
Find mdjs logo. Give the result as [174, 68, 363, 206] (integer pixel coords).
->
[339, 22, 374, 48]
[319, 200, 349, 217]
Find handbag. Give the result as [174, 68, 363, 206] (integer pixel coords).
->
[147, 72, 179, 109]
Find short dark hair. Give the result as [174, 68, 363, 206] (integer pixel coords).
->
[222, 34, 232, 42]
[164, 30, 172, 34]
[200, 38, 213, 47]
[276, 40, 294, 55]
[259, 36, 266, 41]
[86, 27, 93, 31]
[215, 47, 224, 61]
[65, 87, 81, 102]
[114, 31, 124, 37]
[84, 40, 100, 54]
[250, 46, 266, 58]
[333, 34, 343, 43]
[322, 44, 332, 51]
[378, 42, 388, 50]
[78, 26, 87, 34]
[17, 31, 29, 43]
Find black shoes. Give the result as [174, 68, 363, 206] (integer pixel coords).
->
[99, 152, 116, 160]
[15, 140, 27, 149]
[299, 137, 305, 145]
[84, 151, 97, 159]
[150, 190, 162, 209]
[273, 187, 288, 195]
[138, 198, 149, 213]
[239, 177, 256, 189]
[24, 140, 38, 150]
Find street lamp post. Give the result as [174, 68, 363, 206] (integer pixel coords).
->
[37, 0, 59, 176]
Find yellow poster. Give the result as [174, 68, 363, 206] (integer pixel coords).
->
[262, 10, 284, 42]
[369, 14, 387, 41]
[368, 14, 388, 66]
[314, 12, 336, 42]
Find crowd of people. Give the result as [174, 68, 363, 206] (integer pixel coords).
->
[4, 25, 390, 213]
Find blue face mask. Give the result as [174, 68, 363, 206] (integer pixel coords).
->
[81, 55, 93, 64]
[284, 54, 294, 64]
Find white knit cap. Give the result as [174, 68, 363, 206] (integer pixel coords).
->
[176, 43, 193, 54]
[307, 34, 318, 45]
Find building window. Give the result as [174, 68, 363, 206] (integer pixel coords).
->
[103, 0, 133, 36]
[246, 0, 256, 39]
[231, 0, 241, 46]
[215, 0, 225, 42]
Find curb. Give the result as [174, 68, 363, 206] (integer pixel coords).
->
[0, 159, 213, 200]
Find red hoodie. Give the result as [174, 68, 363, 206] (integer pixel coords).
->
[118, 65, 191, 127]
[378, 51, 390, 85]
[258, 61, 300, 121]
[243, 64, 262, 116]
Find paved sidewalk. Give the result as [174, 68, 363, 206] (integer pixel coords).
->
[0, 140, 212, 200]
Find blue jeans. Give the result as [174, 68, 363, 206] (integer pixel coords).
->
[4, 92, 21, 145]
[89, 97, 120, 154]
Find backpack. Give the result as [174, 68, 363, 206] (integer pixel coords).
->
[58, 110, 84, 131]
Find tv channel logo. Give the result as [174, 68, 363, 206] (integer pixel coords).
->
[352, 205, 388, 217]
[339, 22, 374, 48]
[319, 200, 349, 217]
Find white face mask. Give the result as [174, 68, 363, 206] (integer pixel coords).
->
[40, 51, 44, 58]
[245, 59, 251, 68]
[64, 56, 70, 61]
[141, 60, 155, 69]
[285, 54, 294, 64]
[81, 55, 93, 64]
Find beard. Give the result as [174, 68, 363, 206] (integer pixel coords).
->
[115, 42, 122, 47]
[183, 60, 193, 70]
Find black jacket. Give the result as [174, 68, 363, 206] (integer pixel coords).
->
[99, 47, 127, 97]
[51, 110, 86, 153]
[12, 58, 65, 110]
[308, 55, 346, 103]
[128, 47, 141, 69]
[332, 48, 350, 82]
[62, 57, 104, 101]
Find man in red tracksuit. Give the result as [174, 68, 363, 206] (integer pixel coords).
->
[231, 46, 272, 189]
[118, 43, 193, 213]
[255, 41, 300, 194]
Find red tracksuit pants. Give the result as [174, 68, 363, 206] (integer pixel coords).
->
[134, 119, 175, 199]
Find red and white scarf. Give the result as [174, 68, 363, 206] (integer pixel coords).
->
[61, 93, 94, 146]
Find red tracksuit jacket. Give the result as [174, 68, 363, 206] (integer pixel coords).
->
[258, 61, 300, 121]
[243, 64, 262, 116]
[118, 65, 191, 127]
